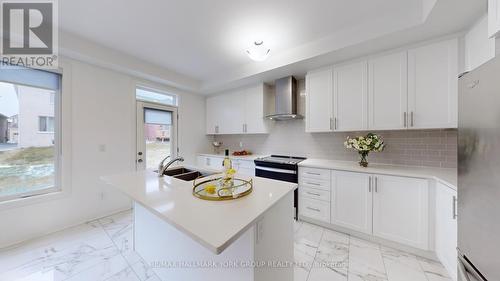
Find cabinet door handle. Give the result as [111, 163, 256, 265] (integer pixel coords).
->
[452, 196, 457, 220]
[410, 112, 414, 127]
[306, 182, 321, 186]
[304, 243, 316, 248]
[215, 125, 219, 134]
[374, 177, 378, 193]
[242, 124, 245, 133]
[329, 118, 333, 130]
[306, 206, 321, 212]
[368, 177, 372, 192]
[306, 192, 321, 196]
[305, 172, 321, 176]
[404, 112, 407, 128]
[334, 117, 338, 130]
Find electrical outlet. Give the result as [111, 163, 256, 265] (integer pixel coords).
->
[239, 141, 243, 148]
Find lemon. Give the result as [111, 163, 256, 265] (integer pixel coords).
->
[226, 168, 236, 176]
[204, 184, 216, 194]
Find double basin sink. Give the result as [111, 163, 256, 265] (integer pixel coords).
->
[158, 166, 214, 181]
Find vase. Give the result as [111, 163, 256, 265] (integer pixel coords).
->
[359, 152, 369, 167]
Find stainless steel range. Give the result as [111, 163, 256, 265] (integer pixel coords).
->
[254, 155, 306, 219]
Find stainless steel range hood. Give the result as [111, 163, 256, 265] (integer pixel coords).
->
[266, 76, 303, 121]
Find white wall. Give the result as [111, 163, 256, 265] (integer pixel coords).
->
[464, 15, 497, 71]
[0, 57, 210, 249]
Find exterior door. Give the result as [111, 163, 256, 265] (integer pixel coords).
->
[331, 170, 373, 234]
[136, 102, 177, 170]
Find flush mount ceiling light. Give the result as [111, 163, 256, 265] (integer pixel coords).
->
[246, 41, 270, 62]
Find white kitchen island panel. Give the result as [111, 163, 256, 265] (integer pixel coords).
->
[134, 192, 294, 281]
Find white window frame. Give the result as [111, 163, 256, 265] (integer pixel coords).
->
[136, 85, 178, 106]
[0, 71, 64, 206]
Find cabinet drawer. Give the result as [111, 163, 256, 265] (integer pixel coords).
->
[299, 197, 330, 223]
[300, 167, 331, 181]
[300, 187, 330, 202]
[299, 177, 331, 191]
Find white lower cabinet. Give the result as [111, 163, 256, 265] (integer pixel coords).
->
[197, 155, 223, 170]
[299, 167, 431, 251]
[331, 170, 372, 235]
[435, 182, 457, 281]
[299, 197, 330, 223]
[232, 159, 255, 176]
[372, 175, 429, 250]
[197, 155, 255, 176]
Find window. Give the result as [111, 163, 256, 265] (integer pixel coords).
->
[38, 116, 55, 132]
[136, 86, 177, 106]
[0, 66, 61, 202]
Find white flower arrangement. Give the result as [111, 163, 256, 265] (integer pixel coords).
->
[344, 133, 385, 167]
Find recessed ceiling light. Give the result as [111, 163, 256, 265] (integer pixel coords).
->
[246, 41, 270, 62]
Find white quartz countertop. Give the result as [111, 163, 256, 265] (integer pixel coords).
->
[299, 159, 457, 190]
[199, 153, 267, 161]
[101, 170, 296, 254]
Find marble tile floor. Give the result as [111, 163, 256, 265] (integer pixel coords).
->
[0, 210, 452, 281]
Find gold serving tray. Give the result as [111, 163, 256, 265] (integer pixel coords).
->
[192, 175, 253, 201]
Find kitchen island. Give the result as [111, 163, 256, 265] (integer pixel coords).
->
[101, 169, 296, 281]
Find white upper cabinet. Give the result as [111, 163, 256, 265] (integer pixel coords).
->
[368, 52, 408, 130]
[220, 89, 246, 134]
[244, 84, 268, 134]
[333, 61, 368, 131]
[305, 38, 458, 132]
[489, 0, 500, 38]
[331, 170, 372, 235]
[408, 39, 458, 129]
[206, 83, 269, 135]
[305, 67, 333, 132]
[206, 94, 224, 134]
[372, 175, 429, 250]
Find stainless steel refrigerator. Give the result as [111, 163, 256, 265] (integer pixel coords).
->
[458, 55, 500, 281]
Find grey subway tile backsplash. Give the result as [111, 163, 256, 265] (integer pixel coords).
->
[213, 121, 457, 168]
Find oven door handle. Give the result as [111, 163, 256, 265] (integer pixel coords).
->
[255, 166, 297, 174]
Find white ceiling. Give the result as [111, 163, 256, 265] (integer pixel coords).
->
[59, 0, 486, 94]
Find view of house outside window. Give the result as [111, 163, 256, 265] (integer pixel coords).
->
[0, 81, 58, 200]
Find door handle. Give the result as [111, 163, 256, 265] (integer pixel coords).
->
[374, 177, 378, 193]
[329, 118, 333, 130]
[404, 112, 407, 128]
[369, 177, 372, 192]
[334, 117, 338, 130]
[410, 112, 414, 127]
[137, 159, 143, 163]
